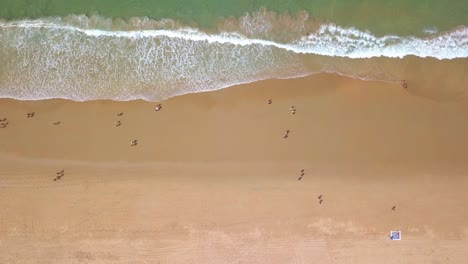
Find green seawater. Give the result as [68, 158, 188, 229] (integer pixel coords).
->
[1, 0, 467, 36]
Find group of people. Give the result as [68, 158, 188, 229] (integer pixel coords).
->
[1, 113, 62, 129]
[0, 118, 8, 128]
[267, 101, 297, 139]
[114, 104, 163, 145]
[115, 112, 123, 127]
[298, 169, 305, 180]
[53, 170, 65, 182]
[290, 106, 296, 115]
[299, 170, 324, 205]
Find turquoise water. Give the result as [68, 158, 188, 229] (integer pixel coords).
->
[1, 0, 467, 35]
[0, 1, 467, 101]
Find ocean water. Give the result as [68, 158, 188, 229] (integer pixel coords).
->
[0, 1, 467, 101]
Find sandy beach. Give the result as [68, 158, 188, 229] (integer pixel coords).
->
[1, 72, 468, 263]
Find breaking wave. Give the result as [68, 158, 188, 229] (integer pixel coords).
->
[0, 12, 467, 101]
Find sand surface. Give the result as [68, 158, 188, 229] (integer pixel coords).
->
[1, 73, 468, 263]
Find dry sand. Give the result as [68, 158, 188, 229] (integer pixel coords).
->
[1, 72, 468, 263]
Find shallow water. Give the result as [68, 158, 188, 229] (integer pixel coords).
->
[0, 2, 467, 101]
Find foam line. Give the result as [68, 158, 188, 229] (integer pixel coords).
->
[1, 20, 467, 59]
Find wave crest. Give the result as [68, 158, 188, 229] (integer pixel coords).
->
[0, 12, 467, 101]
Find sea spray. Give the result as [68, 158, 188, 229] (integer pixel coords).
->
[0, 14, 467, 101]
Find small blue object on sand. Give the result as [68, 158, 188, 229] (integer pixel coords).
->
[389, 230, 401, 240]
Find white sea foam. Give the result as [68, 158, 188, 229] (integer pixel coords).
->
[2, 20, 467, 59]
[423, 26, 439, 35]
[0, 15, 467, 101]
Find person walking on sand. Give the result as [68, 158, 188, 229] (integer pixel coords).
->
[318, 194, 323, 204]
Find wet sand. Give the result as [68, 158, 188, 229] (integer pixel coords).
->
[1, 73, 468, 263]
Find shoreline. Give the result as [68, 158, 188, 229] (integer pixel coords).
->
[1, 72, 467, 163]
[1, 55, 467, 102]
